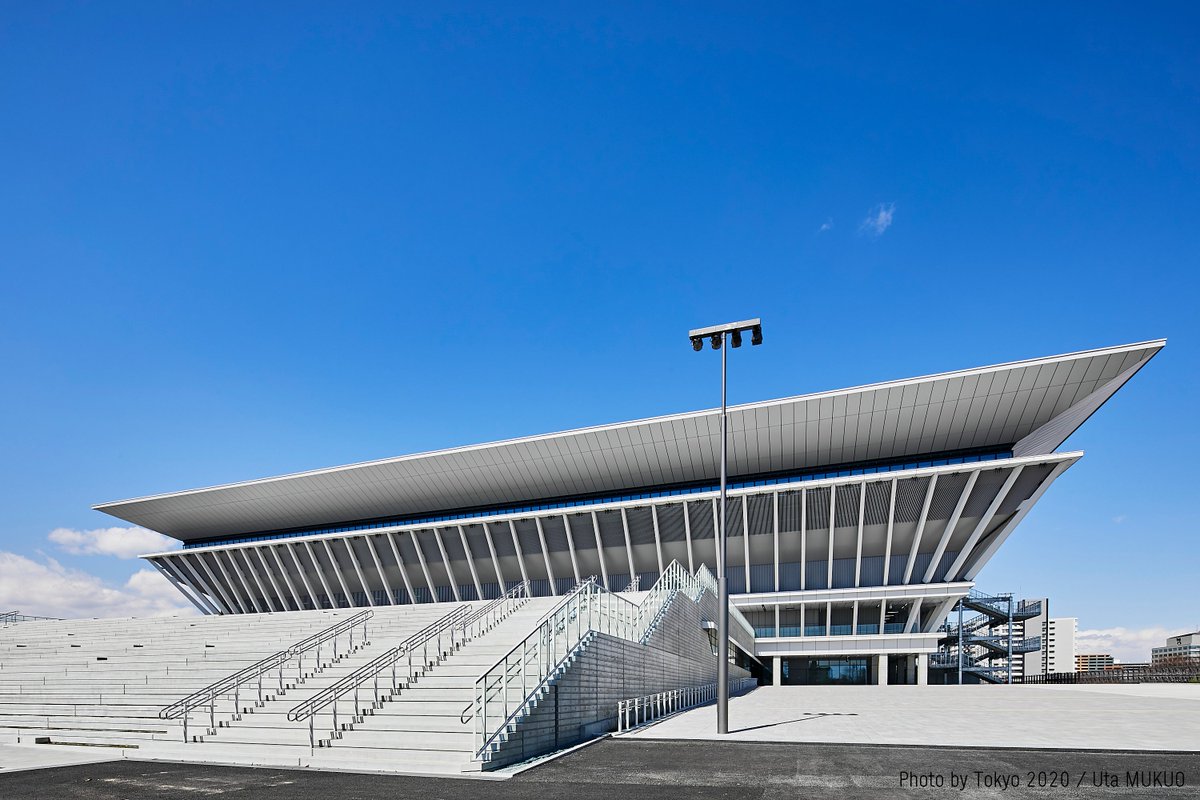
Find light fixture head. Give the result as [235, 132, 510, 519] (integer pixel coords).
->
[710, 333, 722, 350]
[691, 336, 704, 352]
[751, 325, 763, 346]
[730, 329, 743, 348]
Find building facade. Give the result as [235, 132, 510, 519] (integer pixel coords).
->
[1152, 632, 1200, 665]
[97, 340, 1163, 687]
[1076, 653, 1115, 671]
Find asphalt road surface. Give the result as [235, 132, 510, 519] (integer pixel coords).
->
[0, 739, 1194, 799]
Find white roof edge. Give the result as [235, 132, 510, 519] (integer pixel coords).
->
[135, 450, 1083, 558]
[97, 339, 1160, 510]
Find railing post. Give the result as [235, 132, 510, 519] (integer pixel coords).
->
[183, 700, 189, 742]
[209, 688, 214, 733]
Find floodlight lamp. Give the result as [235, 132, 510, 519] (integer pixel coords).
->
[730, 330, 743, 348]
[751, 325, 763, 346]
[710, 333, 722, 350]
[691, 336, 704, 352]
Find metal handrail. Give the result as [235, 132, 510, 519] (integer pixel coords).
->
[616, 677, 757, 733]
[1, 611, 60, 625]
[285, 590, 537, 752]
[470, 559, 708, 760]
[160, 608, 372, 741]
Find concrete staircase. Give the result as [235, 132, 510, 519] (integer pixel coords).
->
[0, 597, 566, 774]
[0, 610, 352, 748]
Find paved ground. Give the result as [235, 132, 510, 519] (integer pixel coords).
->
[0, 739, 1195, 799]
[626, 684, 1200, 751]
[0, 743, 123, 774]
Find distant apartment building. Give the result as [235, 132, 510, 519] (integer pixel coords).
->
[1076, 653, 1114, 672]
[1152, 632, 1200, 665]
[1004, 601, 1077, 677]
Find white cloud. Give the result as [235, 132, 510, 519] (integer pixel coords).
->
[1076, 626, 1192, 664]
[0, 551, 197, 619]
[859, 202, 895, 236]
[48, 525, 178, 559]
[1112, 514, 1127, 525]
[818, 218, 833, 233]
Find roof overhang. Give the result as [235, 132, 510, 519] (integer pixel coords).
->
[97, 339, 1163, 543]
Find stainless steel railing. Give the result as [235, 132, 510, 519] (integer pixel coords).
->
[160, 608, 372, 743]
[616, 677, 758, 733]
[470, 560, 712, 761]
[288, 585, 529, 751]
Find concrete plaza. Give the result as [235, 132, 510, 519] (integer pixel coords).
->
[624, 684, 1200, 751]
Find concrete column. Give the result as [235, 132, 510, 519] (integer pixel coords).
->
[876, 654, 888, 686]
[772, 656, 782, 687]
[916, 653, 928, 685]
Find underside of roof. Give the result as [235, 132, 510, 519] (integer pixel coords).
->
[96, 340, 1163, 543]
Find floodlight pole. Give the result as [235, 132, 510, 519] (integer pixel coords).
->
[717, 333, 729, 735]
[688, 318, 762, 736]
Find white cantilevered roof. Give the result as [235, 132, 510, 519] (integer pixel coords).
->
[95, 339, 1163, 542]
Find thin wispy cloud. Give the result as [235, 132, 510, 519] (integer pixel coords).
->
[48, 525, 179, 559]
[859, 202, 895, 237]
[818, 218, 833, 233]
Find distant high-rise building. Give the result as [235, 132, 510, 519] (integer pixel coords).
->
[1076, 653, 1114, 672]
[1043, 617, 1077, 674]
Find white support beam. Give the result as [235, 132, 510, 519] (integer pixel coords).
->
[682, 501, 695, 573]
[409, 530, 441, 603]
[853, 481, 866, 587]
[304, 541, 337, 608]
[507, 520, 531, 595]
[905, 598, 924, 634]
[963, 460, 1073, 580]
[286, 541, 322, 609]
[945, 466, 1025, 581]
[212, 550, 251, 613]
[882, 478, 897, 586]
[482, 522, 507, 596]
[773, 491, 780, 592]
[238, 547, 279, 612]
[742, 497, 751, 592]
[168, 555, 222, 614]
[152, 559, 210, 614]
[852, 599, 859, 633]
[457, 525, 485, 600]
[534, 517, 558, 596]
[170, 554, 226, 614]
[432, 528, 461, 601]
[925, 596, 961, 635]
[321, 539, 354, 607]
[620, 507, 637, 587]
[590, 512, 609, 590]
[263, 546, 302, 611]
[384, 531, 420, 605]
[226, 549, 263, 613]
[201, 550, 243, 613]
[650, 505, 665, 576]
[365, 535, 397, 605]
[800, 488, 808, 591]
[923, 470, 980, 584]
[253, 547, 289, 611]
[826, 485, 836, 589]
[561, 516, 582, 585]
[343, 537, 376, 606]
[903, 475, 939, 585]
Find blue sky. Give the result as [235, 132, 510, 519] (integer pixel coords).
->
[1, 4, 1196, 658]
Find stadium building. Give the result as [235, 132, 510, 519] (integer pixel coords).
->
[100, 339, 1162, 689]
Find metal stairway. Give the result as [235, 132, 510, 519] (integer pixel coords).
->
[934, 590, 1041, 684]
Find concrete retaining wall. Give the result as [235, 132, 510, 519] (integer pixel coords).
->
[485, 590, 751, 768]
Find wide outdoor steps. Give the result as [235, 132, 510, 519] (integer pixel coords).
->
[139, 597, 559, 773]
[0, 604, 472, 750]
